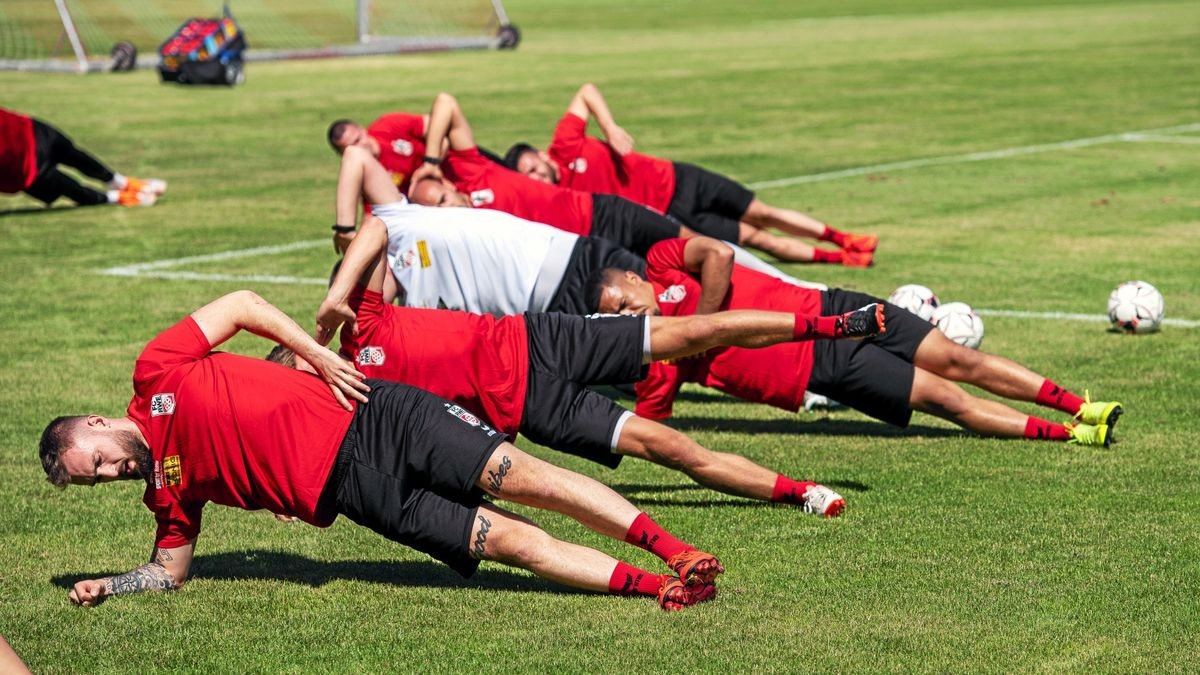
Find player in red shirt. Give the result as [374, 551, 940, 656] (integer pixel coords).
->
[39, 291, 729, 611]
[1, 107, 164, 207]
[302, 231, 884, 516]
[409, 93, 686, 257]
[588, 237, 1123, 447]
[504, 83, 877, 266]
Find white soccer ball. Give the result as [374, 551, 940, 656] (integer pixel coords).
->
[1107, 280, 1164, 334]
[932, 301, 984, 349]
[887, 284, 940, 322]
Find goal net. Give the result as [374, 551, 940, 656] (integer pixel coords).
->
[0, 0, 518, 73]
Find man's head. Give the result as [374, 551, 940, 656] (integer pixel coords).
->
[504, 143, 558, 184]
[39, 415, 152, 488]
[327, 119, 371, 154]
[265, 345, 318, 375]
[409, 177, 471, 208]
[586, 267, 661, 316]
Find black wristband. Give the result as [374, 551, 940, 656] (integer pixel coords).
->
[331, 224, 356, 234]
[422, 155, 441, 165]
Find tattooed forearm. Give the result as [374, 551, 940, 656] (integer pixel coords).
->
[472, 515, 492, 560]
[151, 547, 173, 563]
[103, 563, 177, 596]
[485, 456, 512, 494]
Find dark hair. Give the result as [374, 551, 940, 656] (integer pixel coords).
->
[265, 344, 297, 369]
[39, 416, 83, 488]
[502, 142, 537, 170]
[327, 119, 355, 151]
[583, 267, 627, 313]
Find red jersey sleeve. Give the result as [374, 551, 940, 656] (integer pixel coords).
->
[645, 238, 690, 277]
[547, 113, 588, 165]
[144, 487, 204, 549]
[369, 113, 425, 141]
[635, 361, 686, 420]
[443, 146, 490, 186]
[132, 317, 211, 396]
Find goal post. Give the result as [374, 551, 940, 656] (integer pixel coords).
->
[0, 0, 520, 73]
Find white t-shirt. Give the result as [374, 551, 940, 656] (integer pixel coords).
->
[372, 199, 579, 315]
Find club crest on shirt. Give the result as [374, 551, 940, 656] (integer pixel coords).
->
[390, 171, 406, 187]
[469, 189, 495, 207]
[568, 157, 588, 174]
[357, 346, 386, 367]
[658, 284, 687, 304]
[443, 403, 496, 436]
[150, 393, 176, 417]
[391, 139, 414, 156]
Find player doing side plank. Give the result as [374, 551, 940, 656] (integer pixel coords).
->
[589, 237, 1124, 446]
[39, 291, 729, 611]
[505, 83, 877, 266]
[308, 229, 884, 515]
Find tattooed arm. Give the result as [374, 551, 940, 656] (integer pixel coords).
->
[69, 541, 194, 607]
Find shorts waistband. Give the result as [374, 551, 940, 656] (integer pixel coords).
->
[315, 411, 361, 517]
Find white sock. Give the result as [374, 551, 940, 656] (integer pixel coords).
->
[106, 190, 120, 203]
[106, 173, 128, 190]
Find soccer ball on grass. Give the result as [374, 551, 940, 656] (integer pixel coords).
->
[1107, 280, 1164, 334]
[887, 284, 940, 322]
[932, 301, 984, 349]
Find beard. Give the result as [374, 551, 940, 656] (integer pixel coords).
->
[115, 430, 154, 481]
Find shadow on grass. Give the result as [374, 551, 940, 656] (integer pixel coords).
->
[0, 204, 84, 217]
[668, 416, 965, 438]
[51, 550, 582, 596]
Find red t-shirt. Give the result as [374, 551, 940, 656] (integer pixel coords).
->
[443, 145, 594, 236]
[0, 108, 37, 194]
[367, 113, 426, 195]
[339, 288, 529, 435]
[547, 113, 676, 215]
[635, 239, 821, 419]
[128, 317, 354, 548]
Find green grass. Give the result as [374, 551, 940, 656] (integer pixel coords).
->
[2, 0, 1199, 671]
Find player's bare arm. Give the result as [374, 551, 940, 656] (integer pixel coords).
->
[410, 92, 472, 191]
[571, 83, 634, 155]
[317, 215, 389, 344]
[69, 542, 194, 607]
[682, 237, 735, 314]
[191, 290, 368, 410]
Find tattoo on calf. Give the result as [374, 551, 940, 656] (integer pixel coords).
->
[485, 455, 512, 494]
[106, 563, 176, 595]
[472, 515, 492, 560]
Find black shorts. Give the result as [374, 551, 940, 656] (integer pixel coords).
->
[590, 194, 682, 256]
[547, 237, 646, 315]
[666, 162, 756, 243]
[807, 289, 935, 427]
[519, 313, 648, 468]
[327, 381, 508, 578]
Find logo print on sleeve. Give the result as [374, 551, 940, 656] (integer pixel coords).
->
[391, 139, 414, 156]
[568, 157, 588, 174]
[469, 189, 495, 207]
[658, 285, 687, 304]
[356, 346, 386, 367]
[150, 393, 176, 417]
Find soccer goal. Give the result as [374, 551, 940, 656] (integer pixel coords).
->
[0, 0, 520, 73]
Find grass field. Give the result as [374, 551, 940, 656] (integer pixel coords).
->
[2, 0, 1199, 671]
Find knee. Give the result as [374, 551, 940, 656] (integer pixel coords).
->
[485, 519, 551, 567]
[914, 378, 973, 418]
[639, 427, 710, 472]
[940, 344, 985, 378]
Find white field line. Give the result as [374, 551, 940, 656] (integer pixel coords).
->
[100, 238, 327, 275]
[1121, 133, 1200, 145]
[745, 122, 1200, 190]
[975, 308, 1200, 329]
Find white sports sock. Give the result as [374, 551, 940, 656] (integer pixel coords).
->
[106, 190, 120, 204]
[106, 173, 128, 190]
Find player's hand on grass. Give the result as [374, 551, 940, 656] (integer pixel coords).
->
[315, 298, 357, 346]
[605, 125, 635, 155]
[69, 579, 107, 607]
[308, 347, 369, 410]
[407, 163, 444, 197]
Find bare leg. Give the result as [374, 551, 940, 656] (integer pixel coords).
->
[468, 503, 619, 592]
[909, 367, 1030, 437]
[616, 416, 778, 500]
[739, 223, 818, 262]
[741, 198, 829, 239]
[912, 330, 1046, 402]
[648, 311, 793, 360]
[336, 146, 405, 227]
[474, 443, 639, 540]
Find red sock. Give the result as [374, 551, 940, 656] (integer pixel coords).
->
[793, 314, 843, 340]
[624, 512, 692, 562]
[818, 225, 847, 248]
[1024, 416, 1072, 441]
[811, 248, 841, 264]
[1035, 379, 1086, 416]
[607, 561, 667, 597]
[771, 475, 816, 504]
